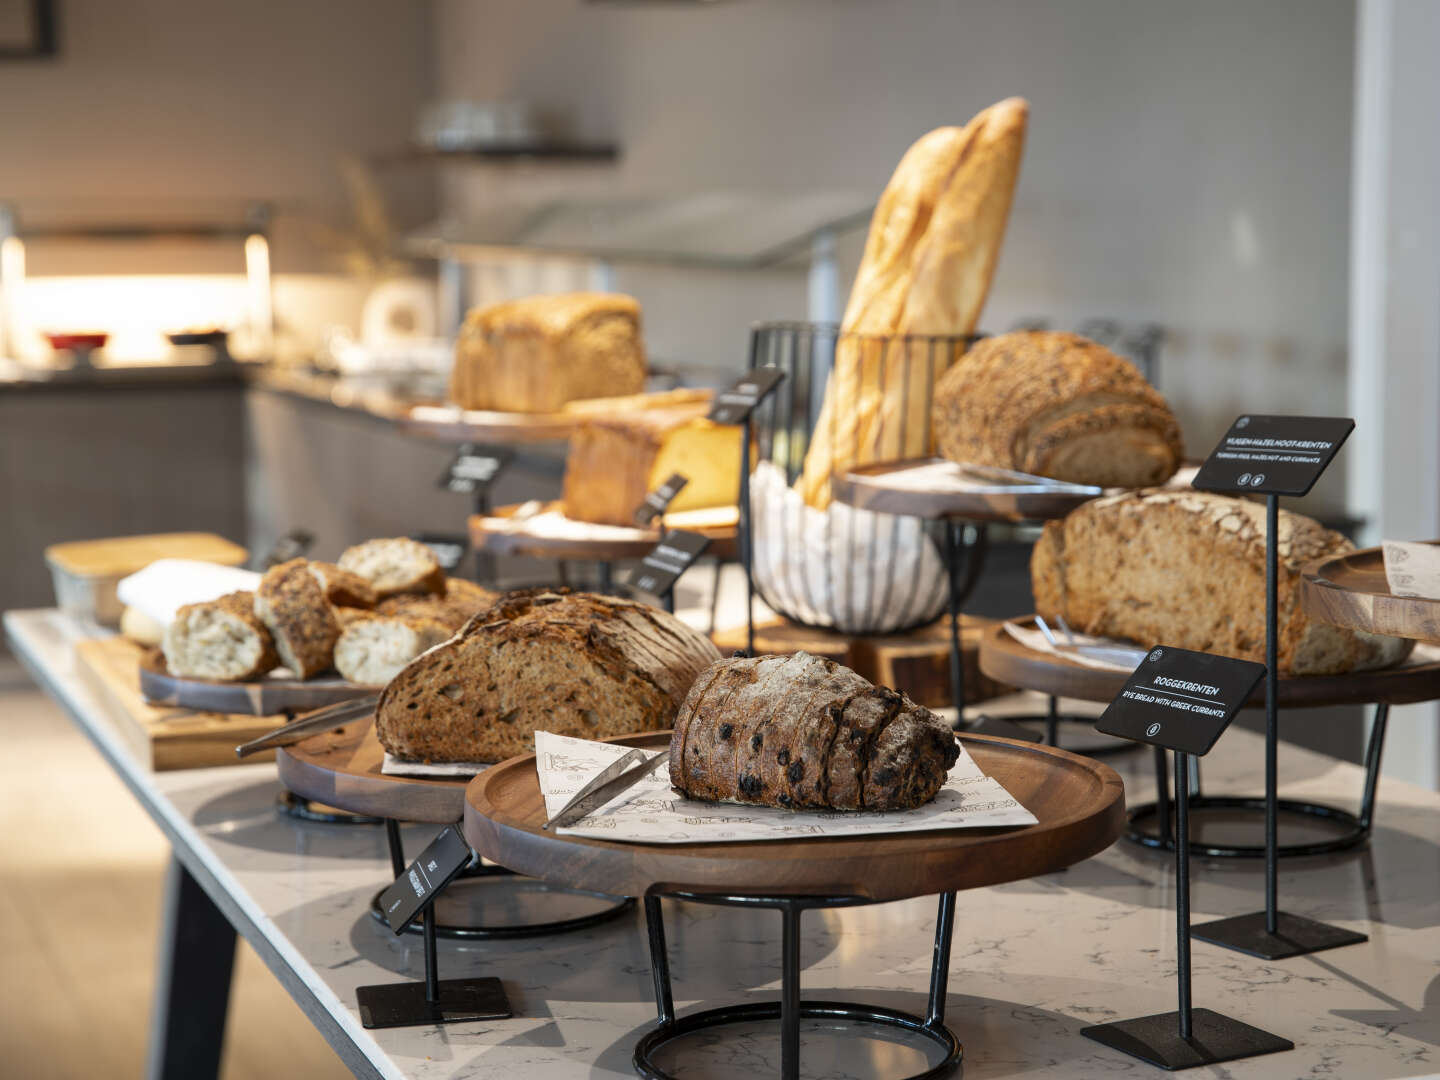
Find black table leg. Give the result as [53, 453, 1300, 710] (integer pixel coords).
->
[147, 857, 236, 1080]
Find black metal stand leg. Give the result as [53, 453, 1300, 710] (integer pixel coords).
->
[944, 521, 967, 722]
[147, 858, 236, 1080]
[644, 896, 675, 1025]
[780, 903, 802, 1080]
[708, 557, 724, 637]
[925, 892, 957, 1028]
[385, 818, 405, 878]
[598, 560, 614, 594]
[1175, 752, 1192, 1039]
[1153, 746, 1173, 847]
[1358, 703, 1390, 830]
[1045, 696, 1059, 746]
[423, 904, 439, 1003]
[740, 415, 755, 656]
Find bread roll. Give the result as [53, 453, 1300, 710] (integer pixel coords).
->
[932, 331, 1182, 487]
[669, 652, 959, 811]
[308, 561, 378, 608]
[1032, 490, 1414, 675]
[799, 98, 1028, 508]
[163, 591, 278, 682]
[376, 589, 721, 763]
[337, 538, 444, 599]
[254, 559, 340, 679]
[377, 578, 498, 632]
[334, 614, 453, 688]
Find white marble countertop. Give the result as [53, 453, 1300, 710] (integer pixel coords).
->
[7, 607, 1440, 1079]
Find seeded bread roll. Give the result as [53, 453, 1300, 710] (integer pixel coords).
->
[375, 588, 721, 763]
[254, 558, 340, 679]
[1032, 489, 1414, 675]
[669, 651, 959, 811]
[376, 578, 498, 632]
[334, 614, 453, 688]
[162, 591, 278, 682]
[308, 562, 378, 608]
[337, 538, 444, 598]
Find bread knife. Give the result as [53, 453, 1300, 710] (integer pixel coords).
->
[543, 748, 671, 830]
[234, 696, 379, 758]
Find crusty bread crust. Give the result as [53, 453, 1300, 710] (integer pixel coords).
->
[377, 578, 497, 632]
[337, 538, 444, 599]
[254, 559, 340, 679]
[308, 562, 378, 609]
[1032, 490, 1414, 675]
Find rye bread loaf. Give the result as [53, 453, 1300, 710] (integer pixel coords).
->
[162, 590, 278, 682]
[375, 588, 721, 763]
[254, 559, 340, 679]
[308, 561, 378, 609]
[933, 331, 1183, 488]
[1032, 489, 1414, 675]
[337, 538, 444, 599]
[669, 651, 958, 811]
[334, 613, 453, 688]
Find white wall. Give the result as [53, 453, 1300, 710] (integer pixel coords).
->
[434, 0, 1356, 505]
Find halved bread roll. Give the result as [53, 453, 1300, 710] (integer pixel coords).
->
[308, 561, 378, 608]
[334, 614, 452, 688]
[337, 538, 444, 598]
[254, 558, 340, 679]
[163, 591, 278, 682]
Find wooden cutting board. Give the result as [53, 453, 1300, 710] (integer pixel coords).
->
[74, 636, 280, 771]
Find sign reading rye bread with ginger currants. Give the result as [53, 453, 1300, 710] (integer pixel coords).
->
[1192, 415, 1354, 497]
[1097, 646, 1265, 756]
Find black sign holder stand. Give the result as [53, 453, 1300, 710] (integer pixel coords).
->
[1189, 492, 1369, 960]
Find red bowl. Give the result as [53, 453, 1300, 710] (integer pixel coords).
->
[45, 332, 110, 351]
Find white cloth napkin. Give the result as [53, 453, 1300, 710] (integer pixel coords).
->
[1382, 541, 1440, 600]
[116, 559, 262, 627]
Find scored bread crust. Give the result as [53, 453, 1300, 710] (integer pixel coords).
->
[933, 331, 1183, 487]
[254, 559, 340, 679]
[1032, 490, 1414, 675]
[375, 588, 721, 763]
[162, 590, 277, 682]
[308, 562, 378, 609]
[337, 538, 445, 599]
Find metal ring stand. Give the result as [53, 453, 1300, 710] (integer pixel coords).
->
[370, 819, 634, 940]
[633, 891, 962, 1080]
[1002, 696, 1139, 758]
[1125, 703, 1389, 857]
[275, 790, 383, 826]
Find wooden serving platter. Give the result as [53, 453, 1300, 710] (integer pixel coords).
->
[139, 650, 373, 716]
[470, 501, 739, 561]
[979, 619, 1440, 708]
[830, 458, 1102, 523]
[74, 637, 279, 770]
[464, 732, 1125, 902]
[400, 404, 579, 444]
[1302, 541, 1440, 644]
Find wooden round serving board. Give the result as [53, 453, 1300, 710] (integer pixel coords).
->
[979, 619, 1440, 708]
[399, 404, 578, 444]
[470, 502, 739, 561]
[829, 458, 1102, 523]
[139, 650, 373, 716]
[463, 732, 1125, 902]
[1302, 541, 1440, 644]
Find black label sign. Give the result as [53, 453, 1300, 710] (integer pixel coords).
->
[1192, 415, 1354, 497]
[411, 532, 469, 572]
[707, 367, 786, 425]
[438, 444, 513, 496]
[376, 825, 473, 934]
[1096, 645, 1265, 756]
[264, 528, 315, 568]
[627, 529, 711, 599]
[633, 473, 689, 526]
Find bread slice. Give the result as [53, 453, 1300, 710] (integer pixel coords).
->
[254, 559, 340, 679]
[334, 614, 453, 688]
[375, 589, 721, 763]
[337, 538, 444, 598]
[1032, 490, 1414, 675]
[163, 591, 277, 682]
[308, 561, 378, 608]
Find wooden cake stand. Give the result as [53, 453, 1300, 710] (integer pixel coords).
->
[399, 404, 578, 444]
[471, 501, 739, 561]
[277, 717, 635, 940]
[465, 731, 1125, 1080]
[980, 618, 1440, 858]
[1302, 540, 1440, 644]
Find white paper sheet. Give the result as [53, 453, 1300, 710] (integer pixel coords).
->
[381, 752, 490, 778]
[536, 731, 1037, 845]
[1383, 540, 1440, 600]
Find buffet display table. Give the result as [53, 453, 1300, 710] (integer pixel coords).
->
[8, 606, 1440, 1079]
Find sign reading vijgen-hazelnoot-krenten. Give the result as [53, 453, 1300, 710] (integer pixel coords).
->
[1192, 415, 1354, 497]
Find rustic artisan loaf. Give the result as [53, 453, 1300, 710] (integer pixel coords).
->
[377, 578, 498, 632]
[1032, 490, 1414, 675]
[163, 591, 278, 682]
[254, 559, 340, 678]
[376, 589, 721, 763]
[337, 538, 444, 599]
[933, 331, 1183, 487]
[308, 561, 378, 609]
[450, 292, 646, 413]
[334, 613, 453, 688]
[799, 98, 1028, 508]
[669, 651, 959, 811]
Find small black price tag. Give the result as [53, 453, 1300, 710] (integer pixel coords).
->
[264, 528, 315, 568]
[626, 530, 711, 599]
[1096, 646, 1265, 756]
[633, 473, 689, 526]
[411, 532, 469, 572]
[438, 444, 513, 496]
[376, 825, 473, 934]
[1192, 415, 1354, 497]
[706, 367, 786, 425]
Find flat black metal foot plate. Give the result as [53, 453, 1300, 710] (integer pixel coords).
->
[1191, 910, 1368, 959]
[357, 976, 512, 1029]
[1082, 1008, 1293, 1070]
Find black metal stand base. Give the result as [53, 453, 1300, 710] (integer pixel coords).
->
[1191, 910, 1368, 960]
[275, 790, 382, 826]
[357, 975, 511, 1029]
[1082, 1008, 1293, 1071]
[1126, 794, 1368, 858]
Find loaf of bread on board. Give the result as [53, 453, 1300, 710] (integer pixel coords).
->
[450, 292, 646, 413]
[1031, 490, 1414, 675]
[163, 590, 278, 681]
[799, 98, 1028, 508]
[337, 538, 444, 599]
[254, 559, 341, 678]
[334, 613, 453, 688]
[933, 331, 1183, 487]
[670, 651, 959, 811]
[376, 588, 721, 762]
